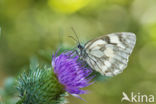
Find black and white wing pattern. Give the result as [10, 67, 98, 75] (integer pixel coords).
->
[83, 32, 136, 76]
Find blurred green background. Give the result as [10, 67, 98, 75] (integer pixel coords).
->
[0, 0, 156, 104]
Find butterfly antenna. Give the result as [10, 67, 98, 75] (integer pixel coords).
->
[68, 35, 78, 43]
[71, 27, 80, 44]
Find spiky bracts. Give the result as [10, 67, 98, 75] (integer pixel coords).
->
[17, 64, 66, 104]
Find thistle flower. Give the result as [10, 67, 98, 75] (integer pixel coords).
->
[16, 51, 94, 104]
[52, 51, 94, 98]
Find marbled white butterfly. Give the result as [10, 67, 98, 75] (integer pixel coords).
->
[71, 30, 136, 77]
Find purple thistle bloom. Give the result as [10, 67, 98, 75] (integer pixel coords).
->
[52, 51, 94, 97]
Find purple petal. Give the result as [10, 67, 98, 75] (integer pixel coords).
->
[52, 51, 94, 97]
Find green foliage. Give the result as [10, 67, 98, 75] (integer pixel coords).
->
[0, 77, 18, 104]
[3, 77, 17, 97]
[16, 59, 66, 104]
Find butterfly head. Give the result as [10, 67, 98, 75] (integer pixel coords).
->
[77, 44, 87, 60]
[78, 44, 84, 51]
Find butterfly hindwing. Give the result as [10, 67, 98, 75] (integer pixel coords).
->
[83, 32, 136, 76]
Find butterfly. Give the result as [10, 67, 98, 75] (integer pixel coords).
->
[70, 29, 136, 77]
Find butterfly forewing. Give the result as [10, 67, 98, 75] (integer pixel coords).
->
[83, 32, 136, 76]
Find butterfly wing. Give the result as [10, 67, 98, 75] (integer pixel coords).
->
[83, 32, 136, 76]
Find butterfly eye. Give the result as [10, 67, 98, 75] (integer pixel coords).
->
[78, 44, 83, 49]
[78, 45, 80, 48]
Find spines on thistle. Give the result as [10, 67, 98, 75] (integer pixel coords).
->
[16, 61, 66, 104]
